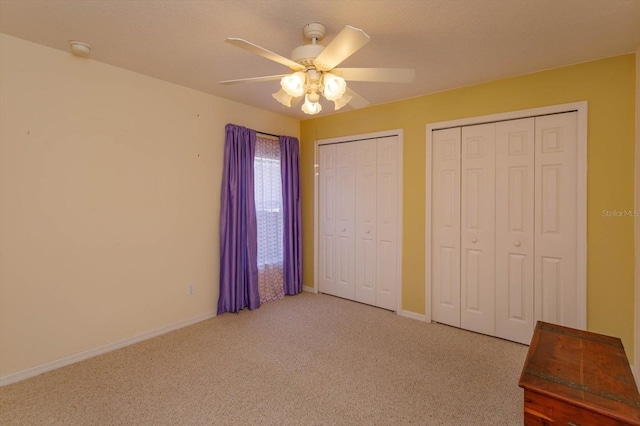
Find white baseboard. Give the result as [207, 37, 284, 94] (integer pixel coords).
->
[398, 309, 426, 322]
[302, 286, 316, 293]
[0, 311, 216, 387]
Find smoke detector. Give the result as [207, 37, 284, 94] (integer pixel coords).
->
[69, 41, 91, 57]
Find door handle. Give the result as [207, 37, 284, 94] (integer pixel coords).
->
[471, 238, 477, 243]
[514, 241, 521, 247]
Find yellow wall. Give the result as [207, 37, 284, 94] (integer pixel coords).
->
[0, 34, 299, 378]
[301, 54, 637, 359]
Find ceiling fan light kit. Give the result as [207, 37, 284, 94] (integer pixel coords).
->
[221, 22, 415, 115]
[280, 71, 306, 97]
[272, 88, 294, 107]
[302, 94, 322, 115]
[333, 93, 352, 111]
[322, 73, 347, 101]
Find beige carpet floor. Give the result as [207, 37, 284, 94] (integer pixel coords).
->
[0, 292, 528, 425]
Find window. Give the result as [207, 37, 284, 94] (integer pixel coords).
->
[254, 136, 284, 302]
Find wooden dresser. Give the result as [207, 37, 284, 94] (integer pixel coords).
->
[519, 321, 640, 425]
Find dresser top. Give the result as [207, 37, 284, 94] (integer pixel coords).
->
[519, 321, 640, 424]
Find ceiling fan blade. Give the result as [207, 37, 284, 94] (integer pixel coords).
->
[225, 38, 305, 71]
[220, 74, 288, 85]
[344, 87, 370, 109]
[313, 26, 371, 72]
[335, 68, 415, 83]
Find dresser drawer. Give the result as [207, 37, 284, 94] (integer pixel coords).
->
[524, 390, 630, 425]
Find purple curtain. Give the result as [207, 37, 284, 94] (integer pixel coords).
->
[280, 136, 302, 295]
[217, 124, 260, 314]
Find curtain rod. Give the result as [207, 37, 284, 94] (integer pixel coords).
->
[257, 131, 279, 138]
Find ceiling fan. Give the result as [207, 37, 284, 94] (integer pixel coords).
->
[220, 23, 415, 115]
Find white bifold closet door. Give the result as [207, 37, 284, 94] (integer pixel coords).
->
[318, 136, 400, 311]
[534, 113, 578, 328]
[318, 143, 356, 300]
[431, 112, 577, 344]
[460, 123, 496, 336]
[335, 143, 357, 301]
[354, 140, 378, 306]
[432, 128, 462, 327]
[495, 118, 535, 344]
[373, 137, 400, 311]
[318, 145, 337, 296]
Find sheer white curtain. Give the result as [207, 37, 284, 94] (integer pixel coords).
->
[254, 136, 285, 303]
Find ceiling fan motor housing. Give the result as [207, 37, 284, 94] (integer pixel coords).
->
[303, 22, 326, 42]
[291, 22, 327, 67]
[291, 44, 325, 67]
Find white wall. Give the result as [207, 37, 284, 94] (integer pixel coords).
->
[0, 34, 299, 383]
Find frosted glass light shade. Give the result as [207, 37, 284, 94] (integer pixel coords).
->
[272, 88, 293, 107]
[280, 72, 306, 97]
[322, 74, 347, 101]
[302, 95, 322, 115]
[333, 93, 352, 110]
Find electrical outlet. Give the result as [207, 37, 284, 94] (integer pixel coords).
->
[188, 284, 195, 295]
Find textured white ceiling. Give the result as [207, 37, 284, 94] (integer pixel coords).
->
[1, 0, 639, 119]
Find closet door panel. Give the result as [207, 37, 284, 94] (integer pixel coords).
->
[355, 140, 377, 306]
[534, 112, 578, 328]
[431, 128, 461, 327]
[335, 143, 356, 300]
[376, 136, 399, 310]
[461, 123, 495, 336]
[495, 118, 535, 344]
[318, 145, 337, 295]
